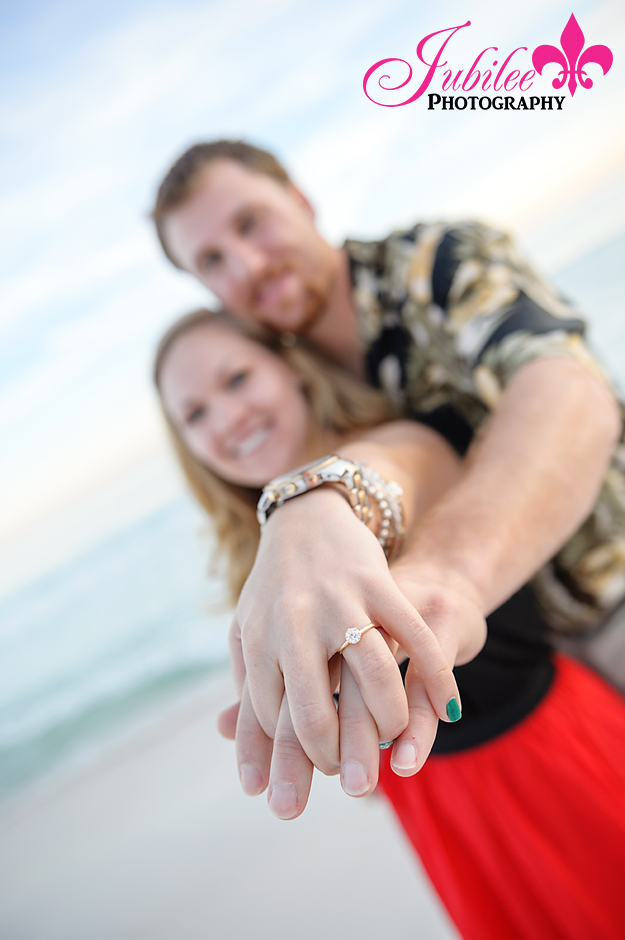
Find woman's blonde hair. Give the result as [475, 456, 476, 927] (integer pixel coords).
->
[153, 309, 395, 603]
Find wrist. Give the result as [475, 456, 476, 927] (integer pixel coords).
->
[261, 484, 356, 534]
[258, 454, 404, 559]
[391, 557, 487, 614]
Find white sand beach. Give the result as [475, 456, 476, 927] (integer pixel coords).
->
[0, 669, 459, 940]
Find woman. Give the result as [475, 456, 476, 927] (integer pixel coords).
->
[154, 308, 625, 940]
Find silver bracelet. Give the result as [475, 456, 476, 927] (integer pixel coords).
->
[356, 462, 405, 561]
[256, 455, 405, 561]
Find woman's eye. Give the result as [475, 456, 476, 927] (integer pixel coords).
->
[227, 370, 248, 389]
[186, 405, 205, 424]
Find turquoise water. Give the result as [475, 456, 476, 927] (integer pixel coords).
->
[1, 230, 623, 805]
[0, 497, 230, 802]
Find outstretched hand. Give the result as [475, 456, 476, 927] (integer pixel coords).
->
[236, 487, 460, 750]
[216, 485, 488, 816]
[218, 659, 385, 819]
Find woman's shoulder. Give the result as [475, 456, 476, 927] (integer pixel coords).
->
[351, 419, 461, 455]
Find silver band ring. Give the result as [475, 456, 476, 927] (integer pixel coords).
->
[338, 622, 378, 655]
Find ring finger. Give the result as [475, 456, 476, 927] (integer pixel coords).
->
[340, 624, 409, 744]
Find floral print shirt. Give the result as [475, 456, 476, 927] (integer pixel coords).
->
[346, 221, 625, 632]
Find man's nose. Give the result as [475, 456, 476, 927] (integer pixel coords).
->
[230, 241, 267, 283]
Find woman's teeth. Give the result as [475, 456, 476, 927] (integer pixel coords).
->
[233, 427, 270, 458]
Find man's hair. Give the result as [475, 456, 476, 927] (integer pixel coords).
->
[152, 140, 290, 268]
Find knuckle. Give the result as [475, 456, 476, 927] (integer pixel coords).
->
[405, 691, 439, 727]
[279, 589, 315, 622]
[424, 587, 449, 616]
[360, 651, 397, 688]
[289, 699, 336, 742]
[273, 732, 307, 763]
[408, 700, 436, 723]
[339, 710, 373, 737]
[431, 660, 453, 685]
[315, 754, 340, 776]
[380, 711, 409, 742]
[244, 644, 278, 675]
[252, 714, 276, 741]
[402, 610, 430, 641]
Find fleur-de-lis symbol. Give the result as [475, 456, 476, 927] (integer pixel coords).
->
[532, 13, 613, 96]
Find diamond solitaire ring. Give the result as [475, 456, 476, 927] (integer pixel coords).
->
[338, 622, 378, 654]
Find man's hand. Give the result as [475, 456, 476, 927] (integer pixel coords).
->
[218, 641, 394, 818]
[218, 355, 620, 809]
[386, 564, 487, 774]
[217, 557, 485, 809]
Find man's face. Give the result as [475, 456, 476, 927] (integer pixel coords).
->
[162, 160, 336, 333]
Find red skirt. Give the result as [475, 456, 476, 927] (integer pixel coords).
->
[378, 654, 625, 940]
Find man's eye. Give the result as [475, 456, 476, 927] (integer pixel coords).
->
[239, 213, 256, 235]
[227, 370, 248, 389]
[186, 405, 205, 424]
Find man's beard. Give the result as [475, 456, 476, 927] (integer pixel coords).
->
[296, 282, 328, 336]
[250, 268, 328, 336]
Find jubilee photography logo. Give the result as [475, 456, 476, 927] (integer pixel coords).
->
[363, 14, 613, 111]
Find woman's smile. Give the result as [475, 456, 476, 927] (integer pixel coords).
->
[227, 423, 273, 460]
[158, 321, 314, 487]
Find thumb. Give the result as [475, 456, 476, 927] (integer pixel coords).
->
[217, 701, 240, 740]
[229, 614, 247, 698]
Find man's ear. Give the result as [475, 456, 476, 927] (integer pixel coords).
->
[286, 182, 316, 220]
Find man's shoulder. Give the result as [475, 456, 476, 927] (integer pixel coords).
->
[344, 219, 507, 248]
[344, 220, 509, 277]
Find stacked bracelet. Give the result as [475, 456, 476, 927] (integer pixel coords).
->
[256, 454, 405, 561]
[356, 462, 405, 561]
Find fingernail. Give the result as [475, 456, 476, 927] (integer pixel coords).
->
[341, 761, 370, 797]
[391, 741, 417, 772]
[446, 697, 462, 722]
[239, 763, 263, 796]
[268, 784, 298, 819]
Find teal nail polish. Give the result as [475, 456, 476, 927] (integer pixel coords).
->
[446, 697, 462, 722]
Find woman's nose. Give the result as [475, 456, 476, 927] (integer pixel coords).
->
[210, 394, 248, 437]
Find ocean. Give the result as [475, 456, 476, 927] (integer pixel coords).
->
[0, 497, 231, 803]
[1, 230, 623, 806]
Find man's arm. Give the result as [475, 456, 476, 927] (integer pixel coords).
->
[384, 353, 622, 768]
[228, 353, 620, 795]
[396, 355, 621, 618]
[229, 218, 621, 797]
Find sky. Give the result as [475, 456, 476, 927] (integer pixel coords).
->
[1, 0, 624, 598]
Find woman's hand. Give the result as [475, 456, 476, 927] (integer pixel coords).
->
[232, 486, 462, 776]
[218, 662, 384, 819]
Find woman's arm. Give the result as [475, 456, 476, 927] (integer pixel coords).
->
[228, 420, 476, 816]
[226, 355, 620, 817]
[336, 419, 464, 534]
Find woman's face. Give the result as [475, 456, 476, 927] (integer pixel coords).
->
[159, 322, 313, 487]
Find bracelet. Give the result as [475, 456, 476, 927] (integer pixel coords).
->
[357, 462, 405, 561]
[256, 455, 405, 561]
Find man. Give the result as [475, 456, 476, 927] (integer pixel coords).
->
[152, 140, 623, 818]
